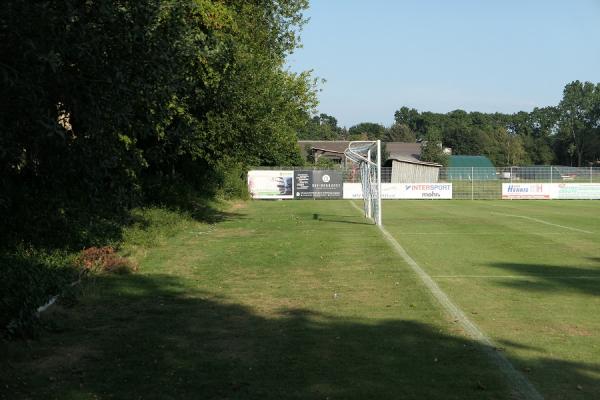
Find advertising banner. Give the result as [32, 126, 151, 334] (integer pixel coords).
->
[502, 183, 551, 199]
[343, 183, 452, 199]
[294, 170, 343, 199]
[554, 183, 600, 199]
[502, 183, 600, 199]
[247, 170, 294, 199]
[388, 183, 453, 199]
[343, 183, 363, 199]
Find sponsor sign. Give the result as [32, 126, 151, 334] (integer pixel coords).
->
[390, 183, 453, 199]
[343, 183, 452, 199]
[294, 170, 343, 199]
[554, 183, 600, 199]
[502, 183, 551, 199]
[247, 170, 294, 199]
[343, 183, 363, 199]
[503, 183, 600, 199]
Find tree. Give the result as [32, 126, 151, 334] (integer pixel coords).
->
[0, 0, 316, 243]
[394, 106, 421, 133]
[384, 123, 416, 142]
[557, 81, 600, 166]
[420, 128, 448, 166]
[348, 122, 386, 140]
[297, 113, 344, 140]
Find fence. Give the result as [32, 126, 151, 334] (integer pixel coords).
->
[250, 165, 600, 200]
[349, 165, 600, 200]
[443, 166, 600, 200]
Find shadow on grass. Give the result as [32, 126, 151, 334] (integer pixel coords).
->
[1, 274, 513, 400]
[0, 198, 244, 338]
[311, 213, 373, 226]
[3, 274, 599, 399]
[487, 262, 600, 297]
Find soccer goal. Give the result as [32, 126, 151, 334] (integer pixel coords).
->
[345, 140, 382, 225]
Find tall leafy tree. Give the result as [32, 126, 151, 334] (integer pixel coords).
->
[0, 0, 316, 244]
[384, 123, 416, 142]
[296, 113, 345, 140]
[556, 81, 600, 166]
[348, 122, 385, 140]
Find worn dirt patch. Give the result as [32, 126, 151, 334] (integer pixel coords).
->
[542, 324, 593, 337]
[212, 227, 256, 238]
[561, 324, 593, 337]
[228, 201, 248, 212]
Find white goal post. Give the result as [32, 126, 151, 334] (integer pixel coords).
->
[344, 140, 382, 225]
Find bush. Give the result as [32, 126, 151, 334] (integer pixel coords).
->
[217, 163, 250, 200]
[1, 248, 78, 338]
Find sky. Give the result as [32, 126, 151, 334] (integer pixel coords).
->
[286, 0, 600, 128]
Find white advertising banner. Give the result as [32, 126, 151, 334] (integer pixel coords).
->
[343, 183, 363, 199]
[553, 183, 600, 199]
[502, 183, 552, 199]
[343, 183, 452, 199]
[503, 183, 600, 199]
[248, 170, 294, 199]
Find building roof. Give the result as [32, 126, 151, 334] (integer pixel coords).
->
[389, 157, 442, 167]
[298, 141, 421, 161]
[448, 155, 497, 180]
[449, 155, 495, 168]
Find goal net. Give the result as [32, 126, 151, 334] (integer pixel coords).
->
[345, 140, 382, 225]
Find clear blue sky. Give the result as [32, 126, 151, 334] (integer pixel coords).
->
[287, 0, 600, 128]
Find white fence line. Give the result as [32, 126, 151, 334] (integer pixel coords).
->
[249, 166, 600, 200]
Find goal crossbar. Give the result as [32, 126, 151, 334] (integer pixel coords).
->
[344, 141, 379, 166]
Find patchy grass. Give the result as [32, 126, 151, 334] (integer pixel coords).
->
[1, 200, 511, 399]
[6, 199, 597, 399]
[382, 200, 600, 399]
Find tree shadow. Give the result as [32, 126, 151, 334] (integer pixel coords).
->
[0, 196, 244, 338]
[311, 213, 373, 225]
[1, 274, 508, 400]
[487, 262, 600, 297]
[3, 273, 599, 399]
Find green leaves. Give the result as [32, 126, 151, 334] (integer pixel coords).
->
[388, 82, 600, 167]
[0, 0, 314, 244]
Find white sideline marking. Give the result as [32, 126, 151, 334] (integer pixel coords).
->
[348, 201, 544, 400]
[492, 212, 593, 234]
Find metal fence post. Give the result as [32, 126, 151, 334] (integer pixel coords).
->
[550, 165, 552, 184]
[591, 166, 593, 183]
[471, 166, 474, 200]
[510, 166, 513, 183]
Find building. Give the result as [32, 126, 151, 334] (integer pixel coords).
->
[446, 155, 497, 180]
[388, 158, 442, 183]
[298, 140, 422, 166]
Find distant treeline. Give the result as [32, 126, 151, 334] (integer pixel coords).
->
[1, 0, 315, 245]
[297, 81, 600, 168]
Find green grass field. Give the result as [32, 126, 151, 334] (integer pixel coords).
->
[2, 200, 599, 399]
[382, 200, 600, 399]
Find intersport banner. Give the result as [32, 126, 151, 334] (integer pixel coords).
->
[502, 183, 600, 199]
[343, 183, 452, 199]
